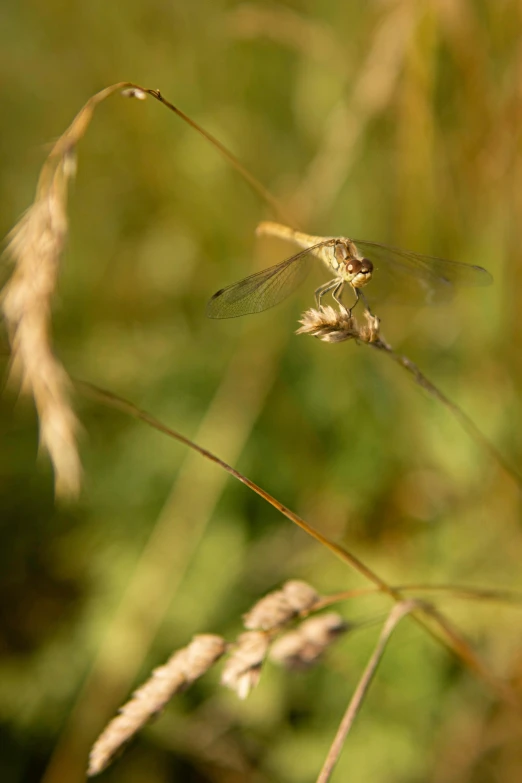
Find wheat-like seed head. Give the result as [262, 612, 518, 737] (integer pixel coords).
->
[1, 84, 137, 498]
[87, 634, 226, 777]
[1, 151, 81, 498]
[296, 306, 380, 343]
[220, 630, 270, 699]
[270, 612, 348, 670]
[243, 579, 319, 630]
[87, 580, 350, 775]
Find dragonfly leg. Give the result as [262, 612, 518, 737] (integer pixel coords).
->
[314, 279, 338, 309]
[332, 280, 348, 313]
[359, 289, 373, 316]
[338, 284, 360, 316]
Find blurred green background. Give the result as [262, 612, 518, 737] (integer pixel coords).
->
[1, 1, 522, 781]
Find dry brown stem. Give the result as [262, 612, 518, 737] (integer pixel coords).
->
[1, 81, 293, 500]
[75, 378, 520, 711]
[370, 334, 522, 490]
[316, 601, 417, 783]
[297, 305, 522, 492]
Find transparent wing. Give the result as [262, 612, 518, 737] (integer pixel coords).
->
[353, 239, 493, 306]
[206, 241, 330, 318]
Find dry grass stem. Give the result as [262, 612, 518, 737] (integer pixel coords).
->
[2, 80, 293, 502]
[370, 335, 522, 491]
[76, 379, 518, 709]
[318, 583, 522, 609]
[297, 306, 381, 343]
[243, 579, 319, 630]
[87, 634, 226, 777]
[297, 306, 522, 491]
[221, 631, 270, 699]
[133, 86, 294, 225]
[316, 601, 417, 783]
[270, 612, 348, 671]
[84, 573, 522, 776]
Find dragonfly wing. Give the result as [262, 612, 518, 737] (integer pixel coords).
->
[352, 240, 493, 306]
[207, 242, 328, 319]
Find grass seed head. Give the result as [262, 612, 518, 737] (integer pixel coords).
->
[88, 634, 225, 777]
[221, 631, 270, 699]
[296, 306, 380, 343]
[270, 612, 348, 671]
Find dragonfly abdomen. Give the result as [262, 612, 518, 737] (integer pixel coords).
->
[256, 221, 337, 270]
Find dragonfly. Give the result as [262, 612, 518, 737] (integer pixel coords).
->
[206, 221, 492, 319]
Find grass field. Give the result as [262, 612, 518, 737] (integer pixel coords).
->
[1, 2, 522, 782]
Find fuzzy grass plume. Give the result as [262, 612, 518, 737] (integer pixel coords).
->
[1, 148, 81, 497]
[0, 84, 128, 498]
[297, 306, 381, 343]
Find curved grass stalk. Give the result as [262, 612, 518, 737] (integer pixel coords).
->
[74, 378, 521, 713]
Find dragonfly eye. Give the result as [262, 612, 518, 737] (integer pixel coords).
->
[346, 257, 372, 275]
[361, 258, 374, 275]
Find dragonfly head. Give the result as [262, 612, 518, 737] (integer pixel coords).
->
[344, 256, 373, 288]
[333, 242, 373, 287]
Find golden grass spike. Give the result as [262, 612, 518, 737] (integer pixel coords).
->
[1, 83, 130, 498]
[88, 634, 225, 776]
[2, 149, 80, 498]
